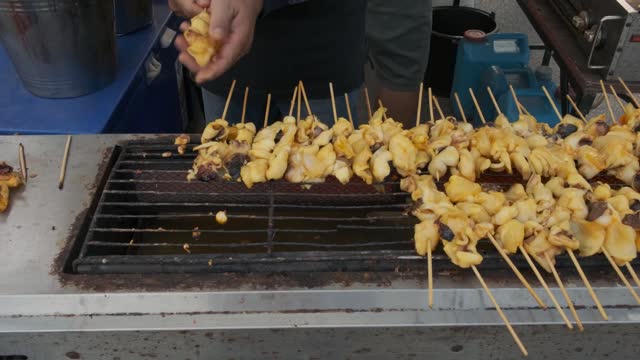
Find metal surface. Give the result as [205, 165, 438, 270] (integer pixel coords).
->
[2, 134, 640, 358]
[0, 0, 116, 98]
[114, 0, 153, 35]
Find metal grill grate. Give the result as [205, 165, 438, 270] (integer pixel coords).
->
[71, 139, 616, 274]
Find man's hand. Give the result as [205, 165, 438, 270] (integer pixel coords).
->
[174, 0, 263, 84]
[168, 0, 210, 18]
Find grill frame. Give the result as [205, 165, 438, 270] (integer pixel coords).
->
[69, 138, 619, 274]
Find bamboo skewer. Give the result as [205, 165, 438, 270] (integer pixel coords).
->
[299, 81, 313, 116]
[454, 92, 467, 123]
[487, 87, 502, 115]
[618, 77, 639, 108]
[542, 86, 563, 121]
[344, 93, 354, 125]
[416, 83, 424, 127]
[221, 79, 236, 120]
[263, 93, 271, 129]
[58, 135, 72, 190]
[329, 82, 338, 124]
[427, 241, 433, 309]
[18, 143, 27, 183]
[599, 80, 616, 123]
[566, 95, 587, 122]
[519, 246, 573, 329]
[471, 265, 528, 356]
[487, 235, 546, 308]
[297, 82, 302, 122]
[545, 253, 584, 331]
[567, 249, 608, 320]
[468, 88, 486, 124]
[288, 86, 298, 117]
[241, 87, 249, 124]
[519, 102, 531, 115]
[610, 85, 626, 112]
[625, 262, 640, 290]
[378, 99, 388, 120]
[602, 247, 640, 304]
[363, 87, 373, 120]
[509, 85, 522, 117]
[433, 96, 446, 121]
[428, 87, 434, 123]
[416, 84, 429, 307]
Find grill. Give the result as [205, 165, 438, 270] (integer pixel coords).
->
[70, 139, 615, 274]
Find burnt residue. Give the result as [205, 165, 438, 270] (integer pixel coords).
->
[274, 129, 284, 143]
[578, 137, 593, 147]
[52, 146, 119, 276]
[403, 199, 423, 216]
[594, 120, 610, 137]
[56, 269, 425, 292]
[10, 301, 593, 319]
[633, 173, 640, 192]
[195, 164, 225, 182]
[312, 126, 324, 138]
[438, 222, 455, 241]
[0, 161, 13, 174]
[587, 201, 608, 221]
[623, 212, 640, 230]
[225, 153, 246, 180]
[556, 123, 578, 138]
[481, 183, 502, 192]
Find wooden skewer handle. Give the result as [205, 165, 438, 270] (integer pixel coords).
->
[18, 143, 27, 183]
[602, 247, 640, 305]
[545, 252, 584, 331]
[471, 265, 528, 356]
[488, 235, 546, 309]
[427, 241, 433, 309]
[58, 135, 72, 190]
[567, 249, 608, 321]
[519, 246, 573, 329]
[625, 262, 640, 290]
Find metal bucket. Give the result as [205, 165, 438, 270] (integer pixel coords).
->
[424, 6, 498, 97]
[114, 0, 152, 36]
[0, 0, 117, 98]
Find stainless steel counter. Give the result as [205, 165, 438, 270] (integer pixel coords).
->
[2, 135, 640, 359]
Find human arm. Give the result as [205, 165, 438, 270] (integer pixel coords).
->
[168, 0, 210, 18]
[176, 0, 310, 85]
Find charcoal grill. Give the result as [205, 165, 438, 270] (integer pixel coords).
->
[5, 134, 640, 359]
[69, 138, 615, 274]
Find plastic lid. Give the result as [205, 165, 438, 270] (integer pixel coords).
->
[464, 29, 487, 42]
